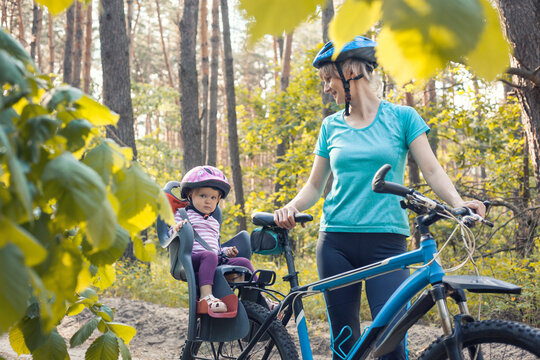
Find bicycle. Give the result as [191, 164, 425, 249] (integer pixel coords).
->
[161, 165, 540, 359]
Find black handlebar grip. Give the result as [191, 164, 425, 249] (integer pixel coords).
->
[372, 164, 414, 197]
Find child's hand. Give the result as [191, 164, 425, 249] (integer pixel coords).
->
[224, 246, 238, 258]
[173, 219, 188, 231]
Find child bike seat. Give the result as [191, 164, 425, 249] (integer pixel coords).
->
[156, 181, 252, 342]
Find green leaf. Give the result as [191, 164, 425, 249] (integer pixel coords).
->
[105, 323, 136, 345]
[0, 49, 29, 89]
[238, 0, 326, 44]
[96, 305, 114, 322]
[32, 329, 69, 360]
[466, 0, 510, 80]
[0, 128, 33, 221]
[20, 316, 46, 351]
[85, 332, 119, 360]
[73, 95, 119, 127]
[44, 85, 83, 112]
[0, 29, 33, 66]
[0, 216, 46, 266]
[82, 141, 127, 186]
[118, 340, 131, 360]
[114, 163, 162, 234]
[378, 0, 484, 84]
[329, 0, 381, 55]
[42, 153, 106, 227]
[58, 119, 93, 153]
[8, 323, 30, 355]
[0, 244, 30, 333]
[70, 317, 99, 348]
[85, 197, 117, 251]
[82, 226, 129, 266]
[35, 0, 74, 16]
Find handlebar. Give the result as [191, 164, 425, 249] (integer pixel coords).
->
[372, 164, 494, 228]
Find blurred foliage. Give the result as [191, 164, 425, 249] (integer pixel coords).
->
[239, 0, 510, 84]
[0, 27, 173, 359]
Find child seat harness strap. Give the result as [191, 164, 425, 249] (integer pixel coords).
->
[175, 208, 214, 252]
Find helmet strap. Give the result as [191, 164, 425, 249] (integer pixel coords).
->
[335, 63, 364, 116]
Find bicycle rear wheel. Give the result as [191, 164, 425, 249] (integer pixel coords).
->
[181, 301, 299, 360]
[418, 320, 540, 360]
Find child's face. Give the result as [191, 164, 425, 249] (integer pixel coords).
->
[190, 187, 221, 215]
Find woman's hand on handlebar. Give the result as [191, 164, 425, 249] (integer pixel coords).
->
[274, 204, 303, 229]
[457, 200, 486, 218]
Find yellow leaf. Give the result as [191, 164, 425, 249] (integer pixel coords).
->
[106, 322, 136, 345]
[35, 0, 75, 16]
[157, 189, 175, 225]
[92, 264, 116, 290]
[239, 0, 326, 44]
[133, 235, 156, 262]
[74, 94, 119, 126]
[75, 265, 93, 293]
[330, 0, 381, 56]
[377, 27, 445, 84]
[8, 325, 30, 356]
[0, 216, 47, 266]
[466, 0, 510, 80]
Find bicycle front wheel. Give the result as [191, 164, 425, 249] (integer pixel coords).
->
[418, 320, 540, 360]
[181, 301, 299, 360]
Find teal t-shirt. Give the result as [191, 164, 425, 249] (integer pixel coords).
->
[314, 100, 430, 236]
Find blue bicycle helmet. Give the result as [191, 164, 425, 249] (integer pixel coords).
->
[313, 36, 378, 115]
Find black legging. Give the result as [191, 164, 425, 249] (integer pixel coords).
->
[317, 232, 410, 360]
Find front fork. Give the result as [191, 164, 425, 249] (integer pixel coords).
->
[432, 284, 478, 360]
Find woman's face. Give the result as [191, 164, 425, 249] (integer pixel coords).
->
[190, 187, 221, 215]
[322, 75, 345, 104]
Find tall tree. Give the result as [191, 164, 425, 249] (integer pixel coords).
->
[496, 0, 540, 196]
[221, 0, 246, 231]
[155, 0, 174, 88]
[179, 0, 201, 171]
[30, 4, 42, 66]
[206, 0, 219, 165]
[82, 1, 93, 93]
[200, 0, 209, 162]
[273, 32, 293, 204]
[99, 0, 137, 158]
[72, 0, 83, 88]
[63, 4, 75, 84]
[47, 12, 54, 73]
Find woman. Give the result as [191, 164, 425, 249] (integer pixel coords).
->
[274, 36, 485, 360]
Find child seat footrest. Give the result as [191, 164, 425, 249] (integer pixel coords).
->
[197, 294, 238, 318]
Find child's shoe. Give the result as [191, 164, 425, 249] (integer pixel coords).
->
[201, 294, 228, 313]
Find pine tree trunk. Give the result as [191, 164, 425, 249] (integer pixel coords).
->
[200, 0, 209, 162]
[156, 0, 174, 88]
[321, 0, 334, 198]
[72, 0, 83, 88]
[63, 5, 75, 85]
[30, 4, 42, 64]
[206, 0, 219, 166]
[99, 0, 137, 158]
[83, 1, 93, 93]
[179, 0, 202, 171]
[423, 79, 438, 156]
[497, 0, 540, 198]
[274, 32, 293, 206]
[48, 13, 54, 73]
[221, 0, 246, 231]
[1, 0, 7, 28]
[16, 0, 23, 45]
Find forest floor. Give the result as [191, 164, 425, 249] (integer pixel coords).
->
[0, 297, 444, 359]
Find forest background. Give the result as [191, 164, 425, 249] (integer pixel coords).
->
[1, 0, 539, 359]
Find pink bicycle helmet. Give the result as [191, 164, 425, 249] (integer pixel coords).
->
[180, 166, 231, 199]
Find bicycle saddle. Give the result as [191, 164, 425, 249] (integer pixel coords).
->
[251, 212, 313, 226]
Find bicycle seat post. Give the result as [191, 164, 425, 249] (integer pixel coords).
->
[280, 230, 300, 290]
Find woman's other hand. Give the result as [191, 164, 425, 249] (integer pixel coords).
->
[274, 204, 301, 229]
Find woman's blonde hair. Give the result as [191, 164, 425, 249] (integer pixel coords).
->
[319, 59, 382, 95]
